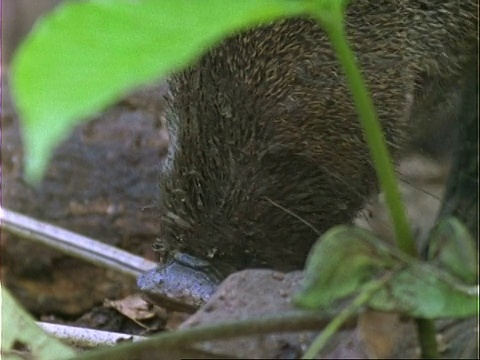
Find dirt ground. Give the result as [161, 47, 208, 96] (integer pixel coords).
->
[1, 75, 171, 313]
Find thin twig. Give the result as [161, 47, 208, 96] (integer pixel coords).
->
[0, 207, 156, 278]
[37, 322, 146, 348]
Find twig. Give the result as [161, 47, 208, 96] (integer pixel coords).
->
[0, 207, 156, 278]
[37, 322, 146, 348]
[75, 311, 354, 360]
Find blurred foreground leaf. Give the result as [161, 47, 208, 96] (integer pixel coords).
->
[369, 262, 478, 318]
[10, 0, 310, 182]
[295, 226, 478, 319]
[1, 285, 76, 359]
[427, 216, 477, 284]
[294, 226, 397, 310]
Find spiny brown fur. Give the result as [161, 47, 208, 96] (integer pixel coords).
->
[159, 0, 478, 275]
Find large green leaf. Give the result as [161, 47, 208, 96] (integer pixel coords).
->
[10, 0, 311, 183]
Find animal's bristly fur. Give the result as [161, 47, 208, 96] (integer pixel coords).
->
[159, 1, 478, 275]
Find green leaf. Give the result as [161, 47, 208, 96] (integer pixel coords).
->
[294, 225, 397, 310]
[295, 225, 478, 319]
[10, 0, 311, 183]
[1, 285, 76, 359]
[427, 216, 477, 284]
[369, 262, 478, 319]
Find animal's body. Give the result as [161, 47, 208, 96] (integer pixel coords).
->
[158, 1, 478, 274]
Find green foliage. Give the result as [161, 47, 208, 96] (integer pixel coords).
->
[294, 226, 397, 310]
[295, 225, 478, 319]
[1, 285, 76, 359]
[427, 216, 477, 284]
[11, 0, 312, 183]
[370, 261, 478, 318]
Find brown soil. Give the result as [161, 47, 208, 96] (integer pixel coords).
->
[1, 80, 169, 318]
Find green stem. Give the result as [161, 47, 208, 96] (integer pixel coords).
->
[302, 277, 388, 359]
[75, 311, 353, 360]
[320, 17, 417, 258]
[416, 318, 440, 359]
[313, 10, 438, 358]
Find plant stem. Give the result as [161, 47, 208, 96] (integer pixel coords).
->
[322, 19, 417, 258]
[302, 277, 388, 359]
[416, 318, 440, 359]
[75, 311, 353, 360]
[314, 11, 438, 358]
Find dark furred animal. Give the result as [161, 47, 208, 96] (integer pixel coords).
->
[158, 1, 478, 275]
